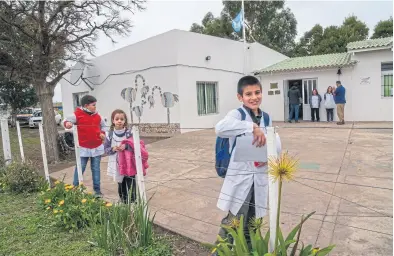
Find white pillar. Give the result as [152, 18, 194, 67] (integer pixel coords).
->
[38, 123, 50, 184]
[16, 121, 25, 162]
[1, 119, 11, 165]
[266, 127, 279, 252]
[73, 126, 83, 184]
[132, 125, 147, 203]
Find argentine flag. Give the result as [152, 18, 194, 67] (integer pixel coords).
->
[232, 10, 243, 33]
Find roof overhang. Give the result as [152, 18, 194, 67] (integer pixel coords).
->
[255, 62, 357, 76]
[347, 46, 392, 54]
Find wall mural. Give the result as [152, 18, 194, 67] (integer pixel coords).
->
[120, 74, 179, 125]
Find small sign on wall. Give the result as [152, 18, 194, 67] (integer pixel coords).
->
[275, 90, 280, 95]
[268, 91, 274, 95]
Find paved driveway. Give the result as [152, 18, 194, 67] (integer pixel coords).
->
[51, 122, 393, 256]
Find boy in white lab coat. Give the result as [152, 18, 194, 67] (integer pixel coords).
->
[214, 75, 281, 250]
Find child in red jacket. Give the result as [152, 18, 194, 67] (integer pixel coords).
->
[64, 95, 107, 197]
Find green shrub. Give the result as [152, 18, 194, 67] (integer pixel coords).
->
[0, 161, 47, 194]
[38, 181, 110, 231]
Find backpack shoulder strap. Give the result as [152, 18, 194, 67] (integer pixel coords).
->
[237, 108, 246, 121]
[108, 130, 114, 141]
[262, 111, 270, 127]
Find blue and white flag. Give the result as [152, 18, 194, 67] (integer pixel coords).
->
[232, 10, 243, 33]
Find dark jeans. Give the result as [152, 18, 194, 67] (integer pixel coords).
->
[326, 108, 334, 122]
[288, 104, 300, 121]
[311, 108, 320, 121]
[217, 185, 256, 248]
[118, 176, 137, 204]
[73, 156, 102, 194]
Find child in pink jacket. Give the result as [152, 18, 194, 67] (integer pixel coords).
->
[104, 109, 149, 203]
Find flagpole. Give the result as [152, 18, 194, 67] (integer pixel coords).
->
[242, 0, 246, 75]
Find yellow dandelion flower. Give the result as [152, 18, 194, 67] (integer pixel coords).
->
[46, 206, 51, 210]
[229, 217, 240, 229]
[249, 216, 264, 231]
[268, 151, 299, 182]
[105, 202, 112, 207]
[53, 209, 59, 214]
[81, 199, 87, 203]
[87, 192, 93, 195]
[60, 210, 64, 213]
[54, 181, 60, 185]
[44, 199, 51, 204]
[58, 200, 65, 206]
[312, 247, 320, 254]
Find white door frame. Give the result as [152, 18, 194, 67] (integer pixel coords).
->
[283, 80, 289, 121]
[302, 78, 318, 121]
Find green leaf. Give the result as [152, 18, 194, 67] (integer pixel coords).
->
[300, 245, 313, 256]
[285, 211, 315, 243]
[277, 228, 287, 256]
[316, 245, 336, 256]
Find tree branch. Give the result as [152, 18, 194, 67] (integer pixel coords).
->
[48, 68, 70, 87]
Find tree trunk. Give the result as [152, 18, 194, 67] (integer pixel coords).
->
[10, 110, 17, 128]
[34, 80, 59, 163]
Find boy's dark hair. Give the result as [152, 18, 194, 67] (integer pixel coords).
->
[336, 81, 341, 85]
[237, 75, 262, 95]
[80, 95, 97, 106]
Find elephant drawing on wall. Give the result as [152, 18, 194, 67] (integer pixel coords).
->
[148, 85, 179, 124]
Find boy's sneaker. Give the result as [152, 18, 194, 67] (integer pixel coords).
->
[94, 193, 104, 198]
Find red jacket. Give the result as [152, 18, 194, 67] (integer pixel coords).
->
[118, 138, 149, 177]
[74, 108, 104, 149]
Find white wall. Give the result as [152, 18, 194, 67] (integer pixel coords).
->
[350, 49, 393, 121]
[61, 29, 290, 129]
[259, 68, 353, 121]
[177, 66, 243, 130]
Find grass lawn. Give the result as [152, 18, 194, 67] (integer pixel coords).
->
[0, 192, 106, 256]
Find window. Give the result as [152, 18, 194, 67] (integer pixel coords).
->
[381, 62, 393, 97]
[73, 92, 89, 109]
[196, 82, 218, 115]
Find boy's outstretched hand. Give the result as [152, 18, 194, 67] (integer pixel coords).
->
[64, 121, 73, 129]
[252, 123, 266, 147]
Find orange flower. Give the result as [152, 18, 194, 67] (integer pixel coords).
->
[81, 199, 87, 204]
[58, 200, 65, 206]
[105, 202, 112, 207]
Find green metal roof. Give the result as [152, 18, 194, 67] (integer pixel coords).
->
[257, 52, 355, 74]
[347, 37, 393, 51]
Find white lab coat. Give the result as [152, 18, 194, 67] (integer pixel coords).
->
[215, 106, 282, 218]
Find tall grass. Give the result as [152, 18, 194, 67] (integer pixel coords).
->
[91, 188, 156, 255]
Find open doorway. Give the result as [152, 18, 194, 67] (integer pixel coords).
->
[287, 79, 303, 120]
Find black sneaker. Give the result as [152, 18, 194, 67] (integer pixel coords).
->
[287, 120, 292, 123]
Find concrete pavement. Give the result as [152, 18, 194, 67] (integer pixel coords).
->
[50, 122, 393, 255]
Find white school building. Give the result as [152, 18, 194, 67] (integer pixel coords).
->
[60, 29, 287, 134]
[256, 37, 393, 122]
[61, 33, 393, 135]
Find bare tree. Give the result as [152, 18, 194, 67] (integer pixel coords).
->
[0, 1, 145, 162]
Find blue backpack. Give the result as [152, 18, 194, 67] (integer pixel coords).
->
[215, 108, 270, 178]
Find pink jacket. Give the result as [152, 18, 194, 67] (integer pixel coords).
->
[118, 138, 149, 177]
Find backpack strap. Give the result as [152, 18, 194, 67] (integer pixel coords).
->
[262, 111, 270, 127]
[108, 130, 114, 142]
[237, 108, 246, 121]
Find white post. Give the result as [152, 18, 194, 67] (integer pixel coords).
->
[16, 121, 25, 162]
[72, 125, 83, 184]
[38, 123, 50, 184]
[132, 125, 147, 203]
[241, 0, 247, 75]
[267, 127, 279, 252]
[1, 119, 11, 165]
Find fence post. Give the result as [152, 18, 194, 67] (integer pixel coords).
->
[266, 127, 279, 253]
[72, 125, 83, 184]
[1, 119, 12, 165]
[132, 125, 147, 203]
[16, 121, 25, 162]
[38, 123, 50, 184]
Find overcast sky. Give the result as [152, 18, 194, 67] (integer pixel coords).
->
[54, 0, 393, 102]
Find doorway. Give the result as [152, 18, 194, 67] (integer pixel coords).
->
[287, 79, 303, 120]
